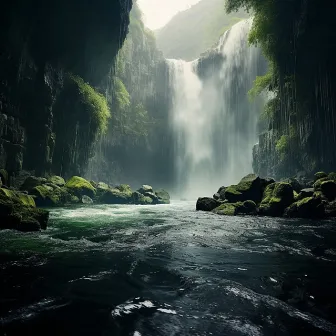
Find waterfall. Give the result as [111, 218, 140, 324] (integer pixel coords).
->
[168, 19, 266, 199]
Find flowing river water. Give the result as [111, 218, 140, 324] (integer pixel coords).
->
[1, 202, 336, 335]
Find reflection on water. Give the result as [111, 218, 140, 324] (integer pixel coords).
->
[1, 201, 336, 335]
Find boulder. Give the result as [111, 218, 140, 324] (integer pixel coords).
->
[321, 181, 336, 200]
[314, 172, 328, 181]
[258, 182, 294, 217]
[0, 189, 49, 231]
[212, 200, 257, 216]
[297, 188, 314, 200]
[47, 175, 65, 187]
[313, 177, 329, 191]
[212, 202, 240, 216]
[31, 185, 72, 207]
[155, 189, 170, 204]
[20, 176, 47, 192]
[224, 174, 264, 203]
[144, 192, 159, 204]
[325, 201, 336, 217]
[216, 186, 226, 200]
[99, 189, 131, 204]
[116, 184, 133, 196]
[328, 172, 336, 181]
[213, 193, 220, 200]
[65, 176, 96, 198]
[0, 169, 8, 186]
[81, 195, 93, 204]
[138, 185, 154, 195]
[281, 177, 302, 193]
[196, 197, 219, 211]
[284, 196, 325, 219]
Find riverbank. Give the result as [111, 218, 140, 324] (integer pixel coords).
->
[0, 170, 170, 232]
[197, 172, 336, 219]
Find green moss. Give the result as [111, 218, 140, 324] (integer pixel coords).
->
[142, 196, 153, 205]
[0, 188, 17, 199]
[69, 75, 110, 135]
[315, 172, 328, 181]
[155, 189, 170, 204]
[213, 202, 241, 216]
[99, 189, 131, 204]
[65, 176, 96, 198]
[116, 184, 132, 196]
[47, 176, 65, 187]
[18, 194, 36, 207]
[328, 172, 336, 181]
[313, 177, 329, 191]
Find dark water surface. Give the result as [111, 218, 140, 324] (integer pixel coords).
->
[1, 201, 336, 335]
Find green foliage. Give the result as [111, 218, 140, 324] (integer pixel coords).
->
[275, 135, 289, 161]
[249, 67, 273, 98]
[156, 0, 249, 61]
[69, 75, 110, 134]
[114, 77, 131, 111]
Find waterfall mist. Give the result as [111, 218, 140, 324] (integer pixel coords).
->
[168, 20, 266, 199]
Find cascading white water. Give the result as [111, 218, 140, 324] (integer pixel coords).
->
[168, 19, 266, 199]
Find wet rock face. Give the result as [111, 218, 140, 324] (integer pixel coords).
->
[0, 0, 132, 178]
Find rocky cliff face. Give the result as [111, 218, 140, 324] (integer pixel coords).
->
[0, 0, 132, 184]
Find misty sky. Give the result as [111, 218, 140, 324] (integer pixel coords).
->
[137, 0, 201, 30]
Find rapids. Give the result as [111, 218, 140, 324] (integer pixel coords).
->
[1, 202, 336, 335]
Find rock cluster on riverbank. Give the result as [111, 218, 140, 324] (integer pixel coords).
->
[0, 170, 170, 232]
[197, 172, 336, 219]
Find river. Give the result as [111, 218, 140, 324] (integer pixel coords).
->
[1, 202, 336, 335]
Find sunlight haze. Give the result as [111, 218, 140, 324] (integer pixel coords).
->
[137, 0, 202, 30]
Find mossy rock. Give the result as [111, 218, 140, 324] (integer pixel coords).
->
[224, 174, 263, 203]
[155, 189, 170, 204]
[284, 196, 325, 219]
[259, 182, 294, 217]
[0, 169, 9, 186]
[212, 200, 257, 216]
[212, 202, 242, 216]
[313, 177, 329, 191]
[20, 176, 47, 192]
[31, 185, 72, 207]
[281, 178, 302, 193]
[116, 184, 133, 196]
[144, 192, 159, 204]
[196, 197, 219, 211]
[142, 196, 153, 205]
[1, 190, 49, 231]
[328, 172, 336, 181]
[325, 201, 336, 217]
[132, 191, 145, 205]
[65, 176, 96, 198]
[47, 175, 65, 187]
[138, 185, 154, 195]
[321, 181, 336, 200]
[99, 189, 131, 204]
[296, 188, 314, 201]
[314, 172, 328, 181]
[0, 188, 35, 208]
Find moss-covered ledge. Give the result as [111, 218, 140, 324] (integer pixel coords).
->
[196, 172, 336, 219]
